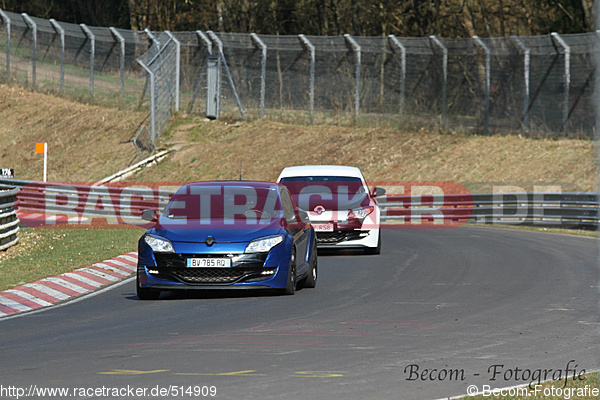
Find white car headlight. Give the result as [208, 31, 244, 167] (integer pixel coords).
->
[245, 235, 284, 253]
[144, 235, 175, 253]
[348, 206, 375, 221]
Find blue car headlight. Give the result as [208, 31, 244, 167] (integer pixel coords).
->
[144, 235, 175, 253]
[245, 235, 284, 254]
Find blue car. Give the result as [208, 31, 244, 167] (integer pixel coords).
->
[136, 181, 317, 299]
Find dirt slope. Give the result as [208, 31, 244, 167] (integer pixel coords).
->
[133, 116, 596, 193]
[0, 84, 596, 192]
[0, 84, 146, 183]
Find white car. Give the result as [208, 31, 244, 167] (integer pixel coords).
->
[277, 165, 385, 254]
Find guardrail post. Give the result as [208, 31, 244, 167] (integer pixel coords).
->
[251, 33, 267, 118]
[388, 35, 406, 117]
[511, 36, 530, 132]
[551, 32, 570, 135]
[0, 186, 20, 251]
[0, 10, 11, 81]
[109, 27, 125, 101]
[473, 36, 490, 134]
[298, 34, 315, 124]
[344, 34, 361, 119]
[80, 24, 95, 100]
[429, 35, 447, 128]
[49, 19, 65, 93]
[21, 13, 37, 88]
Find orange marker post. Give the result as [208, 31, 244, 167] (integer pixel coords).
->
[35, 142, 47, 182]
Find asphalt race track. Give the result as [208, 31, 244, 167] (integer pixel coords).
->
[0, 227, 598, 400]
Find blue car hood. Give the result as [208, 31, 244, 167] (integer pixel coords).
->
[149, 216, 285, 243]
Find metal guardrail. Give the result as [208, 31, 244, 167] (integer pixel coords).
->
[380, 192, 599, 229]
[0, 184, 20, 250]
[1, 179, 598, 230]
[1, 179, 172, 224]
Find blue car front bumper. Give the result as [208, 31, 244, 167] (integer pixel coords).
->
[137, 237, 293, 290]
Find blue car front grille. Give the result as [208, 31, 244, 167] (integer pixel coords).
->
[172, 268, 249, 283]
[154, 253, 266, 269]
[152, 253, 270, 284]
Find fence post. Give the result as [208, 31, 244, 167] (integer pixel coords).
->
[298, 34, 315, 124]
[80, 24, 95, 100]
[49, 19, 65, 93]
[511, 36, 530, 132]
[551, 32, 570, 135]
[344, 34, 361, 119]
[21, 13, 36, 88]
[144, 28, 159, 46]
[137, 60, 156, 142]
[0, 10, 10, 81]
[388, 35, 406, 117]
[165, 31, 180, 113]
[207, 31, 245, 119]
[473, 36, 490, 134]
[189, 31, 212, 111]
[109, 27, 125, 101]
[596, 31, 600, 138]
[250, 33, 267, 118]
[206, 55, 221, 119]
[138, 29, 158, 103]
[197, 30, 212, 55]
[429, 35, 447, 128]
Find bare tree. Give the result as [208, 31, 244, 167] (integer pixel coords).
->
[0, 0, 595, 36]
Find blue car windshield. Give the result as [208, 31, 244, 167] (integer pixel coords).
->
[164, 186, 283, 221]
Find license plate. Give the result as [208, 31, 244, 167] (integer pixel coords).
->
[187, 258, 231, 268]
[313, 223, 334, 232]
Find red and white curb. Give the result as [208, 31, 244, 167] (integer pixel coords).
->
[0, 251, 138, 317]
[17, 212, 90, 225]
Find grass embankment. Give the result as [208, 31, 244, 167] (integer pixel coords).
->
[0, 227, 144, 292]
[0, 83, 146, 183]
[0, 82, 595, 191]
[0, 83, 596, 290]
[133, 115, 596, 193]
[0, 84, 149, 291]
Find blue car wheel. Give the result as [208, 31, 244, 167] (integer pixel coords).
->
[283, 248, 296, 295]
[136, 270, 161, 300]
[303, 240, 318, 289]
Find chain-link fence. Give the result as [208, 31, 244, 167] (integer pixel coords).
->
[0, 9, 150, 108]
[135, 31, 180, 157]
[0, 8, 597, 144]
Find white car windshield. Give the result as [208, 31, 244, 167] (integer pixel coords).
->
[279, 176, 369, 211]
[279, 176, 366, 195]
